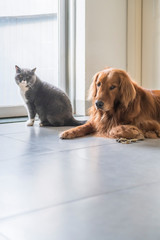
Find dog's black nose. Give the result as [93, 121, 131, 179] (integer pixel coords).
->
[95, 100, 104, 109]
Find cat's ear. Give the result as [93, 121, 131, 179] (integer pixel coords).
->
[31, 68, 36, 74]
[15, 65, 21, 73]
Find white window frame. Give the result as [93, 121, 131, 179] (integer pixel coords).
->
[127, 0, 142, 86]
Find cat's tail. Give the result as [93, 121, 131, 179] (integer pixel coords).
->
[66, 117, 87, 126]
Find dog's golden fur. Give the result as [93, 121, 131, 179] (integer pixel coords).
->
[60, 67, 160, 140]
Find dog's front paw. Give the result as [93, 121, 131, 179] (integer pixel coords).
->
[155, 130, 160, 138]
[145, 131, 158, 138]
[26, 119, 34, 126]
[59, 130, 75, 139]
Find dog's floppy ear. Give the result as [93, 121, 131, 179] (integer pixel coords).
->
[88, 72, 99, 100]
[119, 71, 136, 108]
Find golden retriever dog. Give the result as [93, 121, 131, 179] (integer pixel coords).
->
[60, 67, 160, 140]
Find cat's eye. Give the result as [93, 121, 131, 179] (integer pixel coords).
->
[109, 85, 116, 90]
[97, 82, 101, 87]
[26, 76, 30, 80]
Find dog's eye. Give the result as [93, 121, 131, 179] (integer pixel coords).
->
[97, 82, 101, 87]
[109, 85, 116, 90]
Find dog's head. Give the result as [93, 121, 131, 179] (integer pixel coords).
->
[88, 67, 136, 111]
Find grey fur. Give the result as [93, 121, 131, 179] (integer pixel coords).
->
[15, 66, 85, 126]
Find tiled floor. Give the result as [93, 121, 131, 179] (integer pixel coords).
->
[0, 117, 160, 240]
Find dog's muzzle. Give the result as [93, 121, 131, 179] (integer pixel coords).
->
[95, 100, 104, 109]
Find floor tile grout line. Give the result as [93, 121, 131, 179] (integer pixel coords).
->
[1, 180, 160, 223]
[47, 141, 118, 153]
[0, 140, 119, 163]
[0, 137, 156, 163]
[0, 131, 29, 136]
[3, 133, 118, 147]
[1, 134, 54, 149]
[0, 128, 58, 136]
[1, 134, 118, 152]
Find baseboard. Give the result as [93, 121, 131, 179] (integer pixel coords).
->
[0, 105, 27, 118]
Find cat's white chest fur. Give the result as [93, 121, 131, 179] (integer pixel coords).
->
[19, 81, 29, 103]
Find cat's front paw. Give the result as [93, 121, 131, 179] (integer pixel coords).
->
[26, 119, 34, 126]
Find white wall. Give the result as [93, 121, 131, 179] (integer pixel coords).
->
[142, 0, 160, 89]
[127, 0, 142, 85]
[76, 0, 127, 115]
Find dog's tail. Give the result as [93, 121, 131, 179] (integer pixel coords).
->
[66, 117, 87, 126]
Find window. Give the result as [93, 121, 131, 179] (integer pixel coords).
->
[0, 0, 65, 117]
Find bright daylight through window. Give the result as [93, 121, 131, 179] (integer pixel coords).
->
[0, 0, 58, 116]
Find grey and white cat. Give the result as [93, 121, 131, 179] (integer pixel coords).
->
[15, 65, 85, 127]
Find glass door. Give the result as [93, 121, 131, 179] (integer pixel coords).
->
[0, 0, 61, 117]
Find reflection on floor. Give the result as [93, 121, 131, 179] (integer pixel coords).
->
[0, 117, 160, 240]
